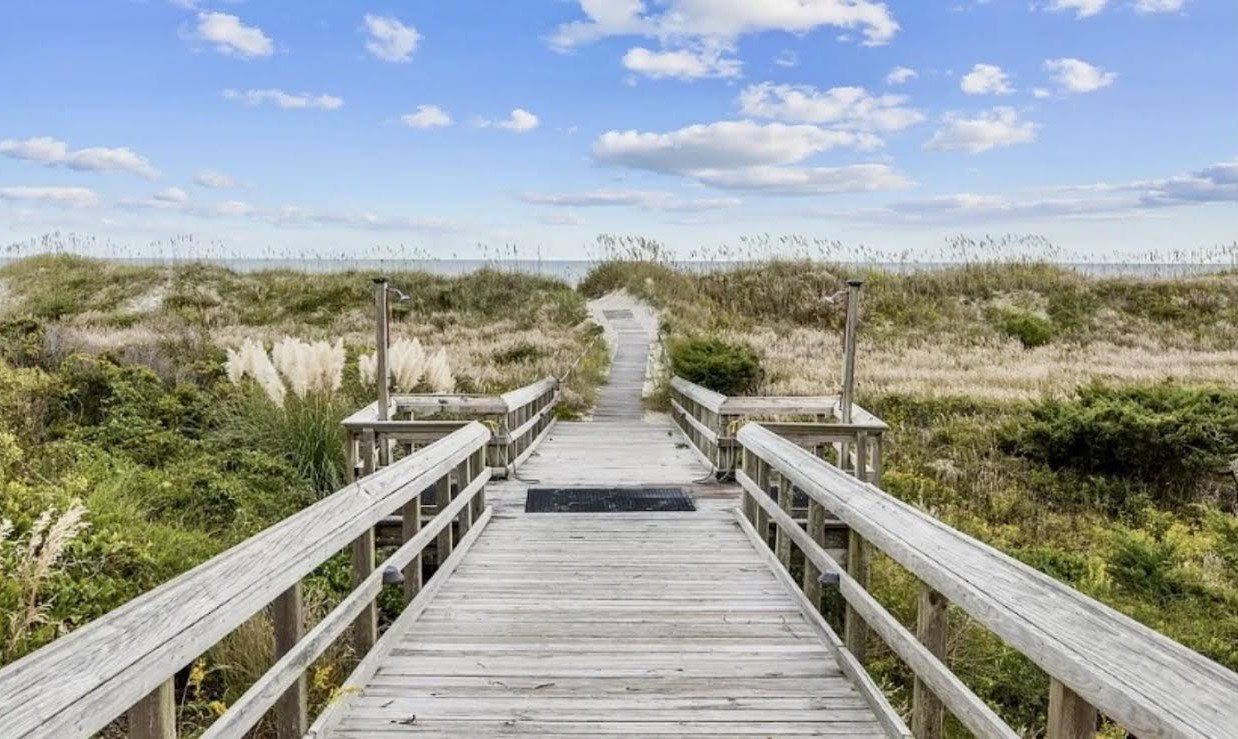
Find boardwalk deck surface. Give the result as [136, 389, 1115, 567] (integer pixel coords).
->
[321, 303, 888, 737]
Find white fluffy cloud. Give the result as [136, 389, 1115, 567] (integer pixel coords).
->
[622, 45, 741, 80]
[154, 187, 189, 204]
[477, 109, 540, 133]
[960, 63, 1013, 95]
[885, 66, 917, 85]
[595, 121, 877, 172]
[688, 164, 911, 194]
[401, 105, 453, 128]
[193, 12, 274, 58]
[550, 0, 900, 48]
[364, 14, 420, 62]
[194, 170, 237, 189]
[0, 136, 159, 179]
[864, 159, 1238, 222]
[1043, 0, 1107, 18]
[1044, 58, 1116, 93]
[223, 89, 344, 110]
[520, 189, 742, 211]
[1134, 0, 1185, 12]
[0, 186, 99, 207]
[591, 120, 908, 195]
[737, 83, 925, 132]
[924, 107, 1038, 153]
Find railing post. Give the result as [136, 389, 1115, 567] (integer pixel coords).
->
[775, 472, 793, 569]
[755, 459, 771, 547]
[740, 450, 756, 524]
[352, 428, 377, 654]
[912, 584, 948, 739]
[844, 530, 871, 664]
[435, 471, 453, 564]
[272, 583, 307, 739]
[128, 678, 175, 739]
[804, 500, 826, 611]
[456, 454, 473, 538]
[1048, 679, 1097, 739]
[472, 447, 486, 516]
[401, 489, 423, 603]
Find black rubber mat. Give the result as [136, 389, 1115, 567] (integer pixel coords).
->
[525, 487, 696, 513]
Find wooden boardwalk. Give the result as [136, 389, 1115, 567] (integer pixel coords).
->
[317, 512, 890, 737]
[312, 305, 894, 737]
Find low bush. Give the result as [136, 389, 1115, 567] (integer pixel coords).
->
[669, 336, 762, 396]
[990, 307, 1054, 348]
[1002, 382, 1238, 491]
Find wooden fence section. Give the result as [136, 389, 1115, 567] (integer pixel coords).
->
[0, 424, 494, 739]
[341, 376, 558, 478]
[669, 375, 886, 480]
[736, 422, 1238, 739]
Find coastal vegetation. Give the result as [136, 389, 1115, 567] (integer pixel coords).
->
[0, 253, 605, 734]
[2, 242, 1237, 736]
[586, 243, 1238, 734]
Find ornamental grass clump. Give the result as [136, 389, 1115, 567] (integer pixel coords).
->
[358, 338, 455, 392]
[271, 337, 345, 399]
[224, 339, 285, 406]
[1, 502, 90, 661]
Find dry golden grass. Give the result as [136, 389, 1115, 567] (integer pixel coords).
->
[732, 325, 1238, 401]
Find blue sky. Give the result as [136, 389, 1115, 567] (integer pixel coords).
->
[0, 0, 1235, 260]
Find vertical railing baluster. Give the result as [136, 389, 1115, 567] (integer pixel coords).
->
[844, 530, 871, 664]
[401, 485, 423, 603]
[352, 429, 377, 653]
[912, 584, 948, 739]
[1047, 679, 1097, 739]
[128, 679, 176, 739]
[755, 458, 771, 548]
[436, 470, 453, 565]
[474, 448, 486, 515]
[272, 583, 306, 738]
[804, 500, 825, 612]
[740, 449, 756, 524]
[775, 472, 792, 569]
[457, 453, 473, 537]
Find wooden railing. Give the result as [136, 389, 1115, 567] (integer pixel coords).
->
[736, 422, 1238, 739]
[0, 423, 494, 739]
[341, 376, 559, 478]
[669, 375, 887, 480]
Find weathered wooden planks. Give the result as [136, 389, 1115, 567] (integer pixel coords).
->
[319, 511, 891, 737]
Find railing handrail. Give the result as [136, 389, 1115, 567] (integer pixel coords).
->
[738, 422, 1238, 738]
[669, 375, 727, 412]
[0, 422, 491, 738]
[498, 376, 557, 412]
[667, 375, 889, 430]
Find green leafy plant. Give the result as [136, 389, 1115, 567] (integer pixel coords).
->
[669, 336, 762, 396]
[1002, 382, 1238, 489]
[990, 307, 1054, 348]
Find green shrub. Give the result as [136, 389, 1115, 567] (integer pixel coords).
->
[1002, 382, 1238, 490]
[669, 336, 762, 396]
[493, 342, 546, 365]
[991, 308, 1054, 348]
[216, 390, 348, 499]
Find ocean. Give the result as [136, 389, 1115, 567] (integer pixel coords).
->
[1, 256, 1233, 285]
